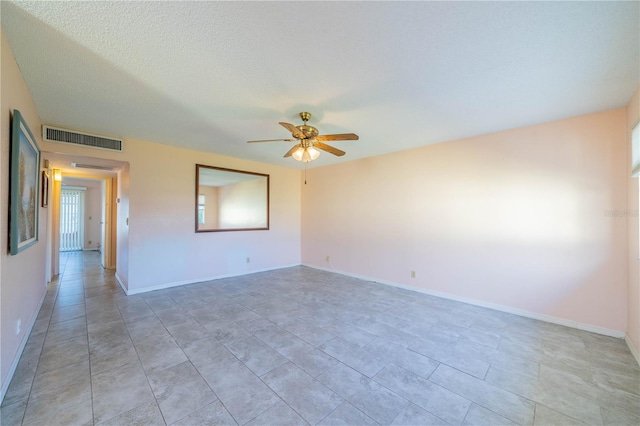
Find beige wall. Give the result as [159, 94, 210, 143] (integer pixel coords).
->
[627, 87, 640, 358]
[219, 178, 268, 229]
[303, 108, 629, 334]
[199, 185, 219, 229]
[124, 142, 300, 291]
[1, 30, 48, 397]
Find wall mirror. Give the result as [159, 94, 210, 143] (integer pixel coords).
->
[196, 164, 269, 232]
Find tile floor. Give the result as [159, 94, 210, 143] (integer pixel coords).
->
[1, 251, 639, 425]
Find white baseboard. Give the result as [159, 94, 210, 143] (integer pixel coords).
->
[303, 263, 626, 339]
[115, 273, 128, 295]
[125, 263, 301, 296]
[626, 335, 640, 367]
[0, 285, 47, 403]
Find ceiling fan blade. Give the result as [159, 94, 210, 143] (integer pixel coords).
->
[283, 145, 301, 158]
[247, 138, 295, 143]
[279, 122, 306, 139]
[315, 133, 359, 142]
[313, 141, 345, 156]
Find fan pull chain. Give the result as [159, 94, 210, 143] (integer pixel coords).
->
[304, 164, 307, 185]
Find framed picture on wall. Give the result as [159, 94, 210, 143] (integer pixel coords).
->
[9, 109, 41, 255]
[41, 170, 49, 208]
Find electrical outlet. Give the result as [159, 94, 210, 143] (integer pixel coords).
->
[246, 257, 250, 263]
[88, 240, 92, 245]
[326, 255, 330, 262]
[16, 319, 21, 335]
[411, 270, 416, 278]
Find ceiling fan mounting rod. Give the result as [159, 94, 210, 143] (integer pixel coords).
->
[299, 111, 311, 124]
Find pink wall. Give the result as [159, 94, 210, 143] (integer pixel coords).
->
[303, 108, 629, 334]
[627, 87, 640, 357]
[1, 30, 48, 397]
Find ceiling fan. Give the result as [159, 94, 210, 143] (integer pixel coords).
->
[247, 112, 359, 163]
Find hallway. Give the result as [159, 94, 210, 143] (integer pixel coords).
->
[1, 251, 121, 424]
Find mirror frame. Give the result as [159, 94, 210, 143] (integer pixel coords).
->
[195, 164, 270, 232]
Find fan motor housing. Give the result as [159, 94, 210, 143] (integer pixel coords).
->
[296, 125, 318, 138]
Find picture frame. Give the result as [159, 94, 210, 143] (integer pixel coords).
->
[10, 110, 41, 255]
[195, 164, 270, 232]
[41, 170, 49, 208]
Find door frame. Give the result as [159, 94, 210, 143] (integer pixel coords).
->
[50, 172, 117, 277]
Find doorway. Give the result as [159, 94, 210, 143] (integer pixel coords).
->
[44, 153, 127, 281]
[60, 188, 85, 251]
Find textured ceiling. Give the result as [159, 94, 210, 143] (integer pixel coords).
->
[2, 1, 638, 169]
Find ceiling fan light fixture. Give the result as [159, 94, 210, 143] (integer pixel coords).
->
[292, 146, 305, 161]
[292, 146, 320, 163]
[307, 146, 320, 160]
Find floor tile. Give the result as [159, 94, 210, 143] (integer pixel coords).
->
[367, 339, 440, 379]
[2, 253, 637, 426]
[36, 334, 89, 375]
[50, 303, 86, 324]
[409, 338, 490, 379]
[43, 317, 87, 347]
[533, 364, 603, 424]
[165, 319, 214, 347]
[225, 336, 289, 376]
[282, 319, 336, 347]
[55, 292, 85, 307]
[600, 404, 640, 426]
[198, 358, 279, 425]
[318, 363, 408, 425]
[155, 307, 193, 328]
[91, 360, 155, 424]
[484, 365, 538, 401]
[391, 402, 448, 426]
[203, 319, 252, 344]
[279, 339, 339, 378]
[147, 361, 217, 425]
[533, 404, 586, 426]
[462, 403, 518, 425]
[172, 400, 237, 426]
[23, 397, 93, 426]
[97, 401, 165, 425]
[182, 337, 238, 372]
[0, 400, 27, 426]
[262, 362, 343, 424]
[1, 352, 40, 407]
[23, 360, 92, 425]
[319, 337, 387, 377]
[429, 364, 535, 425]
[133, 333, 188, 374]
[245, 400, 309, 426]
[374, 364, 471, 425]
[319, 401, 378, 426]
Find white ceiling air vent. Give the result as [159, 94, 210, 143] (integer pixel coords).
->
[43, 125, 123, 152]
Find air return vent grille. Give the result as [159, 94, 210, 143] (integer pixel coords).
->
[43, 125, 123, 152]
